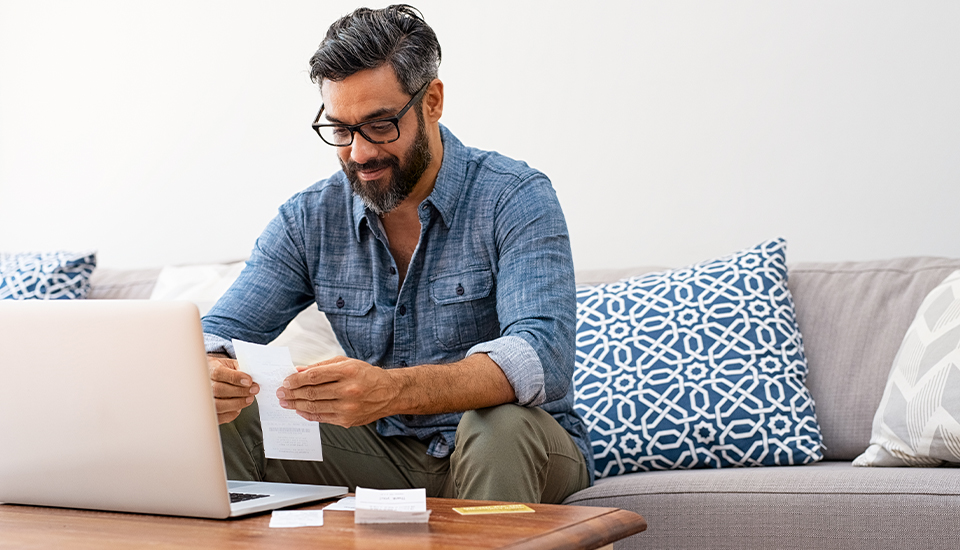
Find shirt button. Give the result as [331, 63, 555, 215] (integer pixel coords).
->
[336, 297, 345, 308]
[399, 360, 408, 367]
[398, 305, 407, 316]
[389, 267, 397, 275]
[456, 284, 464, 296]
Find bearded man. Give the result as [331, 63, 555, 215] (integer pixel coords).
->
[202, 4, 592, 504]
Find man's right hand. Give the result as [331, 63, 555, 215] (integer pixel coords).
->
[207, 354, 259, 425]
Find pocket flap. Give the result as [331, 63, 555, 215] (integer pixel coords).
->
[429, 269, 494, 305]
[314, 284, 374, 316]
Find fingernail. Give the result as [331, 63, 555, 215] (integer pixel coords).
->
[245, 396, 254, 404]
[279, 400, 289, 408]
[276, 389, 285, 398]
[240, 379, 251, 387]
[282, 380, 291, 388]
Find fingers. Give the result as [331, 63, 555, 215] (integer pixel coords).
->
[294, 355, 348, 372]
[207, 355, 258, 424]
[289, 401, 353, 427]
[285, 357, 355, 390]
[218, 410, 242, 424]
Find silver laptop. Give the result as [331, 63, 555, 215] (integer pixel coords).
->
[0, 299, 346, 518]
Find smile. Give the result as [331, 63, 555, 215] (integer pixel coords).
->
[358, 166, 389, 181]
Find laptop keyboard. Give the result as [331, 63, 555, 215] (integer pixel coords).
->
[230, 492, 270, 504]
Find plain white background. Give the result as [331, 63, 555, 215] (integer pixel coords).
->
[1, 1, 958, 269]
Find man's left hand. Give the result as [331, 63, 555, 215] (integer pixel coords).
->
[276, 356, 399, 427]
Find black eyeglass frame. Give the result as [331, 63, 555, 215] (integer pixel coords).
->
[311, 81, 430, 147]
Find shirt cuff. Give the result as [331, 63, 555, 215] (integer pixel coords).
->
[204, 333, 236, 358]
[466, 335, 545, 407]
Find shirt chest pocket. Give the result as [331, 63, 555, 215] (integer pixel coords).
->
[314, 284, 375, 360]
[429, 268, 498, 352]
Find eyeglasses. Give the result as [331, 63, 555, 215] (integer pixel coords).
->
[311, 81, 430, 147]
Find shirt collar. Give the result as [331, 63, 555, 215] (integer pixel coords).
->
[350, 124, 467, 242]
[423, 124, 467, 229]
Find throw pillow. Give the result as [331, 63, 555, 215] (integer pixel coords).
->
[574, 238, 823, 479]
[150, 262, 344, 366]
[0, 251, 97, 300]
[853, 270, 960, 467]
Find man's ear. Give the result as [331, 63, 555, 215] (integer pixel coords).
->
[423, 79, 444, 123]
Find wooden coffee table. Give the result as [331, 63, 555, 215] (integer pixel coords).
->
[0, 496, 646, 549]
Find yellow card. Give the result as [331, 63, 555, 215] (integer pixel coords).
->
[453, 504, 535, 515]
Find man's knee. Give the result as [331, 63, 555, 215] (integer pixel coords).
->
[451, 404, 588, 503]
[455, 404, 547, 461]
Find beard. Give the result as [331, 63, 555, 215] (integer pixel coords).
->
[341, 112, 432, 215]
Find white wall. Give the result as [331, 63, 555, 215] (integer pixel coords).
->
[2, 1, 958, 269]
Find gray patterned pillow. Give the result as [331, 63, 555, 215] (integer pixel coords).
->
[854, 270, 960, 467]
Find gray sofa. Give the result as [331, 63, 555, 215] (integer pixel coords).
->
[89, 256, 960, 549]
[566, 256, 960, 550]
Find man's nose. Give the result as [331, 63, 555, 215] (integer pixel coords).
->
[349, 132, 379, 165]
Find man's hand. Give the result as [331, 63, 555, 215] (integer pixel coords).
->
[276, 353, 517, 428]
[276, 356, 398, 428]
[207, 354, 259, 425]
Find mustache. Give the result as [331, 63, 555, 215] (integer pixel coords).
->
[344, 157, 398, 173]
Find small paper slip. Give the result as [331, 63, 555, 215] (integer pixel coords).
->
[354, 487, 431, 524]
[233, 339, 323, 461]
[453, 504, 535, 515]
[269, 510, 324, 528]
[323, 496, 356, 511]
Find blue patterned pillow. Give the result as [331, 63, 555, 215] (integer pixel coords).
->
[574, 238, 823, 478]
[0, 251, 97, 300]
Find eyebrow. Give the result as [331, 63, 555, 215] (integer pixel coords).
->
[324, 106, 398, 125]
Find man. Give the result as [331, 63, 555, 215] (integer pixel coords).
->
[202, 4, 592, 504]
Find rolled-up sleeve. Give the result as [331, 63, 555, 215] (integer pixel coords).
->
[204, 332, 236, 357]
[467, 335, 545, 406]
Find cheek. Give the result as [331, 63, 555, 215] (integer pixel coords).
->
[337, 147, 352, 166]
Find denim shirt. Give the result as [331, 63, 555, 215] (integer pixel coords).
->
[203, 125, 593, 481]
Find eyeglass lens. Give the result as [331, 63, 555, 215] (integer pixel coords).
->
[317, 120, 399, 146]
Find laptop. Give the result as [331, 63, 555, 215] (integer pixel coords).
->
[0, 299, 346, 518]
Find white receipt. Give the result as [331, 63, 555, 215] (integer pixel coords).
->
[269, 510, 324, 528]
[323, 496, 356, 511]
[354, 487, 431, 524]
[233, 339, 324, 461]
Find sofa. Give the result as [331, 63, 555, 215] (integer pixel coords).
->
[87, 253, 960, 550]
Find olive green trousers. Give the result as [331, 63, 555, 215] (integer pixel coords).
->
[219, 402, 589, 504]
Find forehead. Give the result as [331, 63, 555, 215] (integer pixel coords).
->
[320, 65, 409, 124]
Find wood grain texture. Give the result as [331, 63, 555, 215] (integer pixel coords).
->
[0, 497, 646, 550]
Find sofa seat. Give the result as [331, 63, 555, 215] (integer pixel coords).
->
[565, 461, 960, 549]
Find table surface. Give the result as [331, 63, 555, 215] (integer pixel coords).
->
[0, 496, 646, 550]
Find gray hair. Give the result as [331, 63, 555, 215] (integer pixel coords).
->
[309, 4, 441, 96]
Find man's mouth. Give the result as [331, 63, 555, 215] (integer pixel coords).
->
[357, 166, 389, 181]
[349, 159, 395, 182]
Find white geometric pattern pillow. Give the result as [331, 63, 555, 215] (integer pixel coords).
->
[854, 270, 960, 467]
[574, 238, 823, 479]
[0, 251, 97, 300]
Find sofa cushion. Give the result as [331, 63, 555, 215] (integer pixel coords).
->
[574, 238, 822, 479]
[788, 257, 960, 460]
[853, 269, 960, 466]
[0, 251, 96, 300]
[87, 267, 162, 299]
[564, 461, 960, 550]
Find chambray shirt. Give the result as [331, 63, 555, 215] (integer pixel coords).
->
[203, 125, 593, 480]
